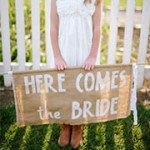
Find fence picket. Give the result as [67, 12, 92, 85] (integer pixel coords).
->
[15, 0, 25, 71]
[137, 0, 150, 88]
[123, 0, 135, 64]
[0, 0, 11, 86]
[107, 0, 119, 64]
[45, 0, 55, 68]
[31, 0, 40, 69]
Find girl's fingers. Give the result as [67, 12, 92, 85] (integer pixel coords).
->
[58, 66, 61, 70]
[84, 63, 88, 70]
[55, 62, 60, 70]
[82, 62, 85, 68]
[56, 63, 66, 71]
[59, 64, 61, 70]
[91, 65, 94, 70]
[87, 64, 91, 70]
[85, 63, 89, 70]
[61, 61, 66, 70]
[62, 63, 66, 70]
[84, 60, 92, 70]
[61, 63, 66, 70]
[86, 63, 94, 70]
[84, 64, 87, 70]
[56, 64, 59, 70]
[60, 65, 63, 70]
[64, 63, 67, 69]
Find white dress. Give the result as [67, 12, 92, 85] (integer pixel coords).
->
[56, 0, 100, 67]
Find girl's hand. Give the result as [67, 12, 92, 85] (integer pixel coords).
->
[54, 55, 67, 70]
[82, 55, 97, 70]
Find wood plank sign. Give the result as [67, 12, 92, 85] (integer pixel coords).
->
[12, 64, 132, 127]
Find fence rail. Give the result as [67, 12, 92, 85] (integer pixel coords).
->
[0, 0, 150, 87]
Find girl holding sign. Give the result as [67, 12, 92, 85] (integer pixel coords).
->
[50, 0, 102, 148]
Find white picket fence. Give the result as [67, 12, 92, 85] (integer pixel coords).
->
[0, 0, 150, 88]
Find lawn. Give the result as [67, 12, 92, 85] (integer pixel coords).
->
[0, 102, 150, 150]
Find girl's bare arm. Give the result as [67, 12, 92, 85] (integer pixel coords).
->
[83, 0, 102, 70]
[50, 0, 61, 58]
[50, 0, 67, 70]
[90, 0, 102, 58]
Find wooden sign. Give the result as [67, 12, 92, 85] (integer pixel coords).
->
[12, 64, 132, 127]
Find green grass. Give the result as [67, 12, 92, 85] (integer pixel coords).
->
[0, 102, 150, 150]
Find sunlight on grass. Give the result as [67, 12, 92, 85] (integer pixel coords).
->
[114, 121, 126, 149]
[4, 123, 18, 142]
[132, 126, 145, 149]
[19, 126, 32, 149]
[42, 125, 52, 150]
[80, 125, 88, 149]
[94, 124, 106, 149]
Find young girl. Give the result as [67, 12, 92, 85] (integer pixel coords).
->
[50, 0, 102, 148]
